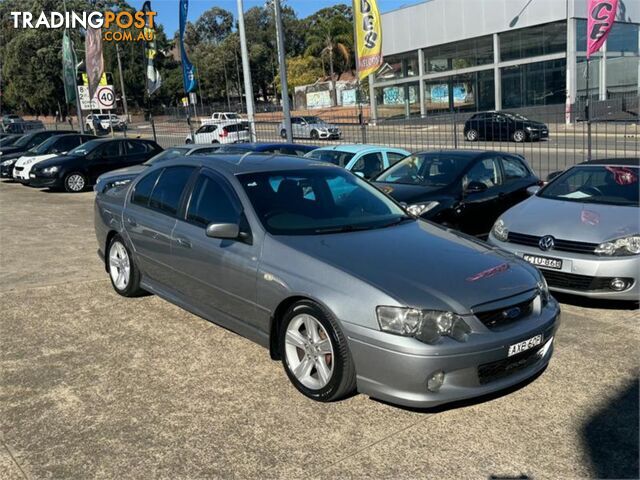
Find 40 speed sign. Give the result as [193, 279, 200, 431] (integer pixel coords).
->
[78, 85, 116, 110]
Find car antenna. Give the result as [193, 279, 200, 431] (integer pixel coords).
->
[237, 151, 254, 165]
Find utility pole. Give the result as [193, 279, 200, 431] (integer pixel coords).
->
[237, 0, 256, 141]
[115, 43, 129, 123]
[273, 0, 292, 142]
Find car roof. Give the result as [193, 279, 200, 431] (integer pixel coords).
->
[411, 149, 502, 158]
[311, 144, 409, 154]
[222, 142, 316, 151]
[578, 158, 639, 167]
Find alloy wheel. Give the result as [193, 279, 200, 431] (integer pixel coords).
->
[284, 313, 334, 390]
[66, 174, 85, 192]
[513, 130, 525, 142]
[109, 241, 131, 291]
[466, 129, 478, 141]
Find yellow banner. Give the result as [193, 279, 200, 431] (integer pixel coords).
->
[354, 0, 383, 80]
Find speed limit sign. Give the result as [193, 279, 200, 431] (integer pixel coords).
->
[96, 86, 116, 109]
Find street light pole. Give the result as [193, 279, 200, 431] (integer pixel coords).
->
[273, 0, 292, 142]
[237, 0, 256, 141]
[115, 43, 129, 123]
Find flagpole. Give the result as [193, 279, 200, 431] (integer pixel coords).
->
[351, 0, 366, 144]
[237, 0, 256, 141]
[63, 0, 84, 133]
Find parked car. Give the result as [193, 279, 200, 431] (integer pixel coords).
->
[12, 134, 96, 184]
[186, 121, 250, 144]
[305, 145, 411, 179]
[0, 134, 22, 148]
[209, 112, 242, 123]
[373, 150, 540, 237]
[489, 158, 639, 301]
[464, 112, 549, 143]
[4, 120, 46, 134]
[95, 154, 559, 408]
[279, 116, 342, 140]
[0, 130, 76, 179]
[1, 114, 23, 129]
[95, 144, 226, 192]
[28, 138, 161, 192]
[215, 142, 318, 156]
[85, 114, 126, 132]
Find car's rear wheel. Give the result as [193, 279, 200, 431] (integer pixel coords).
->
[185, 138, 193, 144]
[64, 172, 87, 193]
[280, 129, 287, 139]
[513, 129, 526, 143]
[108, 235, 144, 297]
[280, 300, 356, 402]
[465, 129, 478, 142]
[310, 130, 319, 140]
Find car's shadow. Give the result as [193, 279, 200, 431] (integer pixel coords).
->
[552, 292, 638, 310]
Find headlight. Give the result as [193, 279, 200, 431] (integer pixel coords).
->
[376, 306, 471, 344]
[595, 235, 640, 256]
[491, 219, 509, 242]
[525, 126, 534, 131]
[406, 201, 439, 217]
[537, 277, 550, 307]
[1, 159, 15, 166]
[42, 166, 59, 175]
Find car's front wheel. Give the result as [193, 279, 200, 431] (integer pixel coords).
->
[64, 172, 87, 193]
[513, 129, 526, 142]
[107, 235, 144, 297]
[310, 130, 319, 140]
[465, 129, 478, 141]
[280, 300, 356, 402]
[280, 129, 287, 139]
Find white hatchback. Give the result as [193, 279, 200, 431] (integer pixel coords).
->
[186, 121, 250, 145]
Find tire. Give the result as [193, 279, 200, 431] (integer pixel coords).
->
[279, 300, 356, 402]
[513, 129, 526, 143]
[280, 129, 287, 139]
[465, 129, 478, 142]
[310, 130, 319, 140]
[64, 172, 87, 193]
[211, 140, 219, 144]
[107, 234, 144, 297]
[185, 138, 193, 144]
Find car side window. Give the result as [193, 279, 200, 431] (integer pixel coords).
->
[125, 141, 147, 155]
[386, 152, 407, 166]
[53, 136, 80, 153]
[186, 174, 241, 227]
[351, 152, 384, 179]
[463, 158, 503, 189]
[131, 169, 162, 207]
[147, 166, 195, 216]
[97, 141, 121, 158]
[501, 156, 530, 180]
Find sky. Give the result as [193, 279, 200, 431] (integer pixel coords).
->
[128, 0, 423, 38]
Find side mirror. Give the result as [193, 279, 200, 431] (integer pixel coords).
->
[206, 222, 240, 239]
[526, 185, 541, 196]
[465, 181, 488, 193]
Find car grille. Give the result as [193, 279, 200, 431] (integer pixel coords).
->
[14, 166, 23, 172]
[508, 232, 598, 255]
[474, 295, 536, 330]
[329, 128, 339, 133]
[539, 270, 633, 291]
[478, 344, 544, 385]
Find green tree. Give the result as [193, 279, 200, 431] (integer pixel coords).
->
[275, 56, 324, 92]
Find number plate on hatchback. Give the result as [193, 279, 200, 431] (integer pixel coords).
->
[508, 334, 543, 357]
[523, 254, 562, 270]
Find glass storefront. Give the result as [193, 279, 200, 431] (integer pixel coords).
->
[424, 70, 494, 113]
[576, 56, 601, 98]
[424, 36, 493, 73]
[375, 82, 421, 118]
[501, 58, 566, 108]
[375, 52, 419, 81]
[577, 20, 639, 54]
[500, 21, 566, 61]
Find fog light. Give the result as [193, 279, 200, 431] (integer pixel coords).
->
[610, 278, 627, 291]
[427, 371, 445, 392]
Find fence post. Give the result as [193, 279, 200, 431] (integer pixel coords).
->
[452, 109, 458, 149]
[359, 109, 367, 144]
[150, 114, 158, 143]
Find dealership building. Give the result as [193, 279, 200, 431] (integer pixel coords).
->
[370, 0, 640, 118]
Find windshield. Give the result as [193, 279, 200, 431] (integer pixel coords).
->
[144, 148, 189, 165]
[375, 153, 471, 186]
[223, 113, 239, 119]
[238, 168, 411, 235]
[0, 135, 20, 147]
[539, 165, 639, 207]
[29, 135, 59, 154]
[68, 139, 102, 156]
[13, 134, 36, 147]
[302, 116, 324, 124]
[305, 149, 355, 167]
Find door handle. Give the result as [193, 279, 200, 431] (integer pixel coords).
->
[175, 237, 192, 249]
[125, 217, 137, 227]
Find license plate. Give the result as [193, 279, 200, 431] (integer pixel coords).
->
[29, 173, 35, 178]
[523, 254, 562, 270]
[508, 334, 543, 357]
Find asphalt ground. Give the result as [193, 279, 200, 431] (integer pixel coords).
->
[0, 180, 638, 479]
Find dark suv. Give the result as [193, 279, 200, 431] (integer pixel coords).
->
[464, 112, 549, 143]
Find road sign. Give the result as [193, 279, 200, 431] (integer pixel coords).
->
[79, 85, 115, 110]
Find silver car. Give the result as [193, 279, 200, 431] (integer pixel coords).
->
[279, 116, 342, 140]
[489, 158, 639, 301]
[95, 154, 560, 408]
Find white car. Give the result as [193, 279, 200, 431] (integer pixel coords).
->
[85, 114, 126, 131]
[12, 134, 94, 183]
[186, 121, 250, 144]
[210, 112, 242, 122]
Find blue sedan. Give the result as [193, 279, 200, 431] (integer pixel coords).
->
[305, 144, 411, 179]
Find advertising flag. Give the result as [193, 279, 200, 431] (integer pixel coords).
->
[62, 30, 77, 104]
[586, 0, 619, 58]
[179, 0, 197, 93]
[142, 1, 162, 95]
[85, 26, 104, 99]
[353, 0, 383, 80]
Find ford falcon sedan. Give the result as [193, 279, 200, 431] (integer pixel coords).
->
[95, 154, 560, 408]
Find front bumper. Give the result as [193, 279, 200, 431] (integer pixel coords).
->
[317, 130, 341, 139]
[12, 166, 31, 183]
[489, 234, 639, 300]
[28, 172, 61, 188]
[527, 129, 549, 140]
[343, 299, 560, 408]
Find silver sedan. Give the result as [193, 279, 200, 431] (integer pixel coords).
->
[95, 154, 560, 408]
[489, 158, 639, 301]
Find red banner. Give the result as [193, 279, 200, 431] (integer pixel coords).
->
[586, 0, 619, 58]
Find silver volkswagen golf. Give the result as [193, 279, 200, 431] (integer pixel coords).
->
[95, 154, 560, 408]
[489, 159, 639, 301]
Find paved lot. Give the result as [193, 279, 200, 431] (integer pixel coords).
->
[1, 180, 638, 479]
